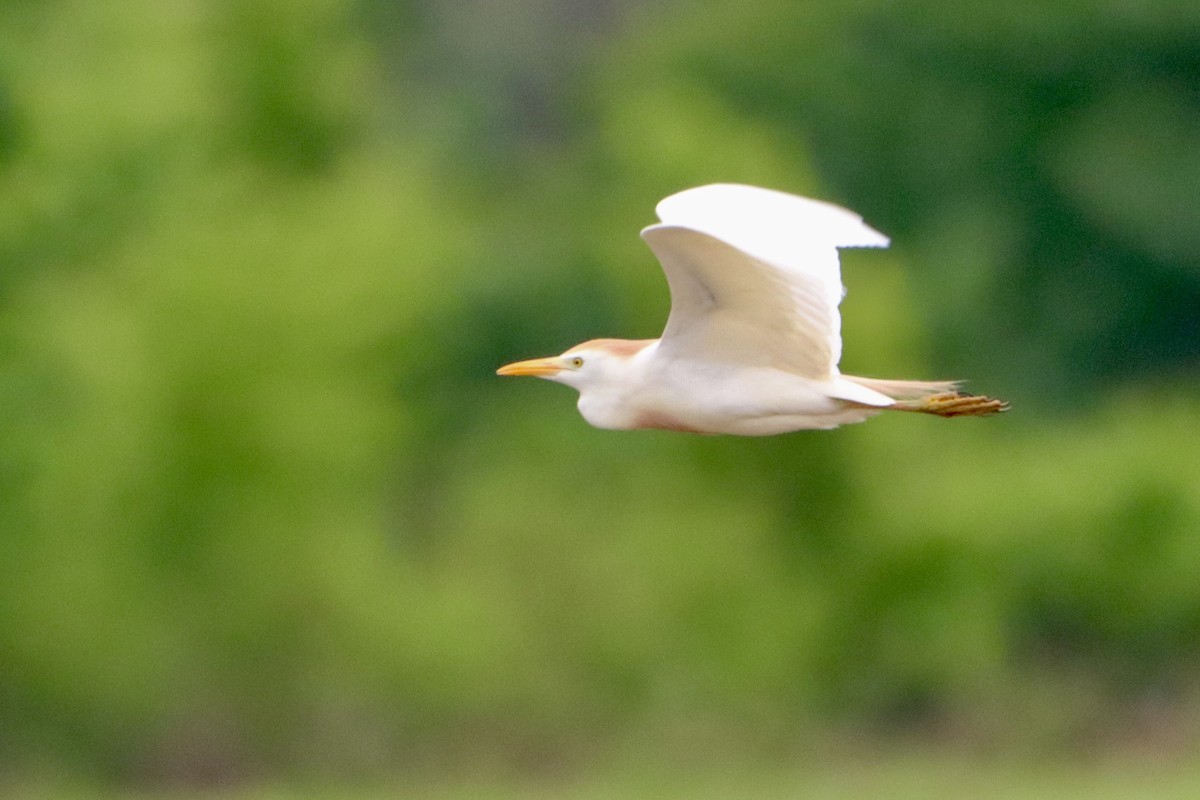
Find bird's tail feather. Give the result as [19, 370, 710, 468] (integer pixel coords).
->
[842, 375, 1008, 417]
[842, 375, 961, 400]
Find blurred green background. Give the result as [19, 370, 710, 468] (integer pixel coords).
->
[2, 0, 1200, 796]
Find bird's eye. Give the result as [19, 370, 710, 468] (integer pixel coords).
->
[570, 357, 584, 368]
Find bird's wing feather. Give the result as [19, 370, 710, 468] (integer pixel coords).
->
[642, 225, 837, 377]
[641, 184, 889, 379]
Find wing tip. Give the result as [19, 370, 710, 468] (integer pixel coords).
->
[856, 227, 891, 249]
[653, 183, 890, 250]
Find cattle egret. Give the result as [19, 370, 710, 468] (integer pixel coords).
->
[498, 184, 1007, 435]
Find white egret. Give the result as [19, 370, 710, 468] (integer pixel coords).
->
[498, 184, 1006, 434]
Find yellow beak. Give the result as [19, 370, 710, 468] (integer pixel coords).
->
[496, 356, 566, 377]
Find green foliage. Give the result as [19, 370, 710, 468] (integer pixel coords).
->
[0, 0, 1198, 789]
[592, 0, 1200, 400]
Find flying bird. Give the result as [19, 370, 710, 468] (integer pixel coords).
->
[498, 184, 1007, 435]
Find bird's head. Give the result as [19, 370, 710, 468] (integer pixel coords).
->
[496, 338, 655, 392]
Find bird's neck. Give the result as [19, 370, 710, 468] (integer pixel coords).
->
[574, 342, 659, 430]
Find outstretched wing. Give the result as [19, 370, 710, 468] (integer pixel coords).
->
[640, 184, 889, 379]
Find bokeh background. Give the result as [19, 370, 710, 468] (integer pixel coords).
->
[2, 0, 1199, 796]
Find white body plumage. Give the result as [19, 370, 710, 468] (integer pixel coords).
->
[498, 184, 1005, 434]
[570, 340, 884, 434]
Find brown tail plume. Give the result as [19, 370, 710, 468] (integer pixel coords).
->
[843, 375, 1009, 418]
[893, 391, 1009, 417]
